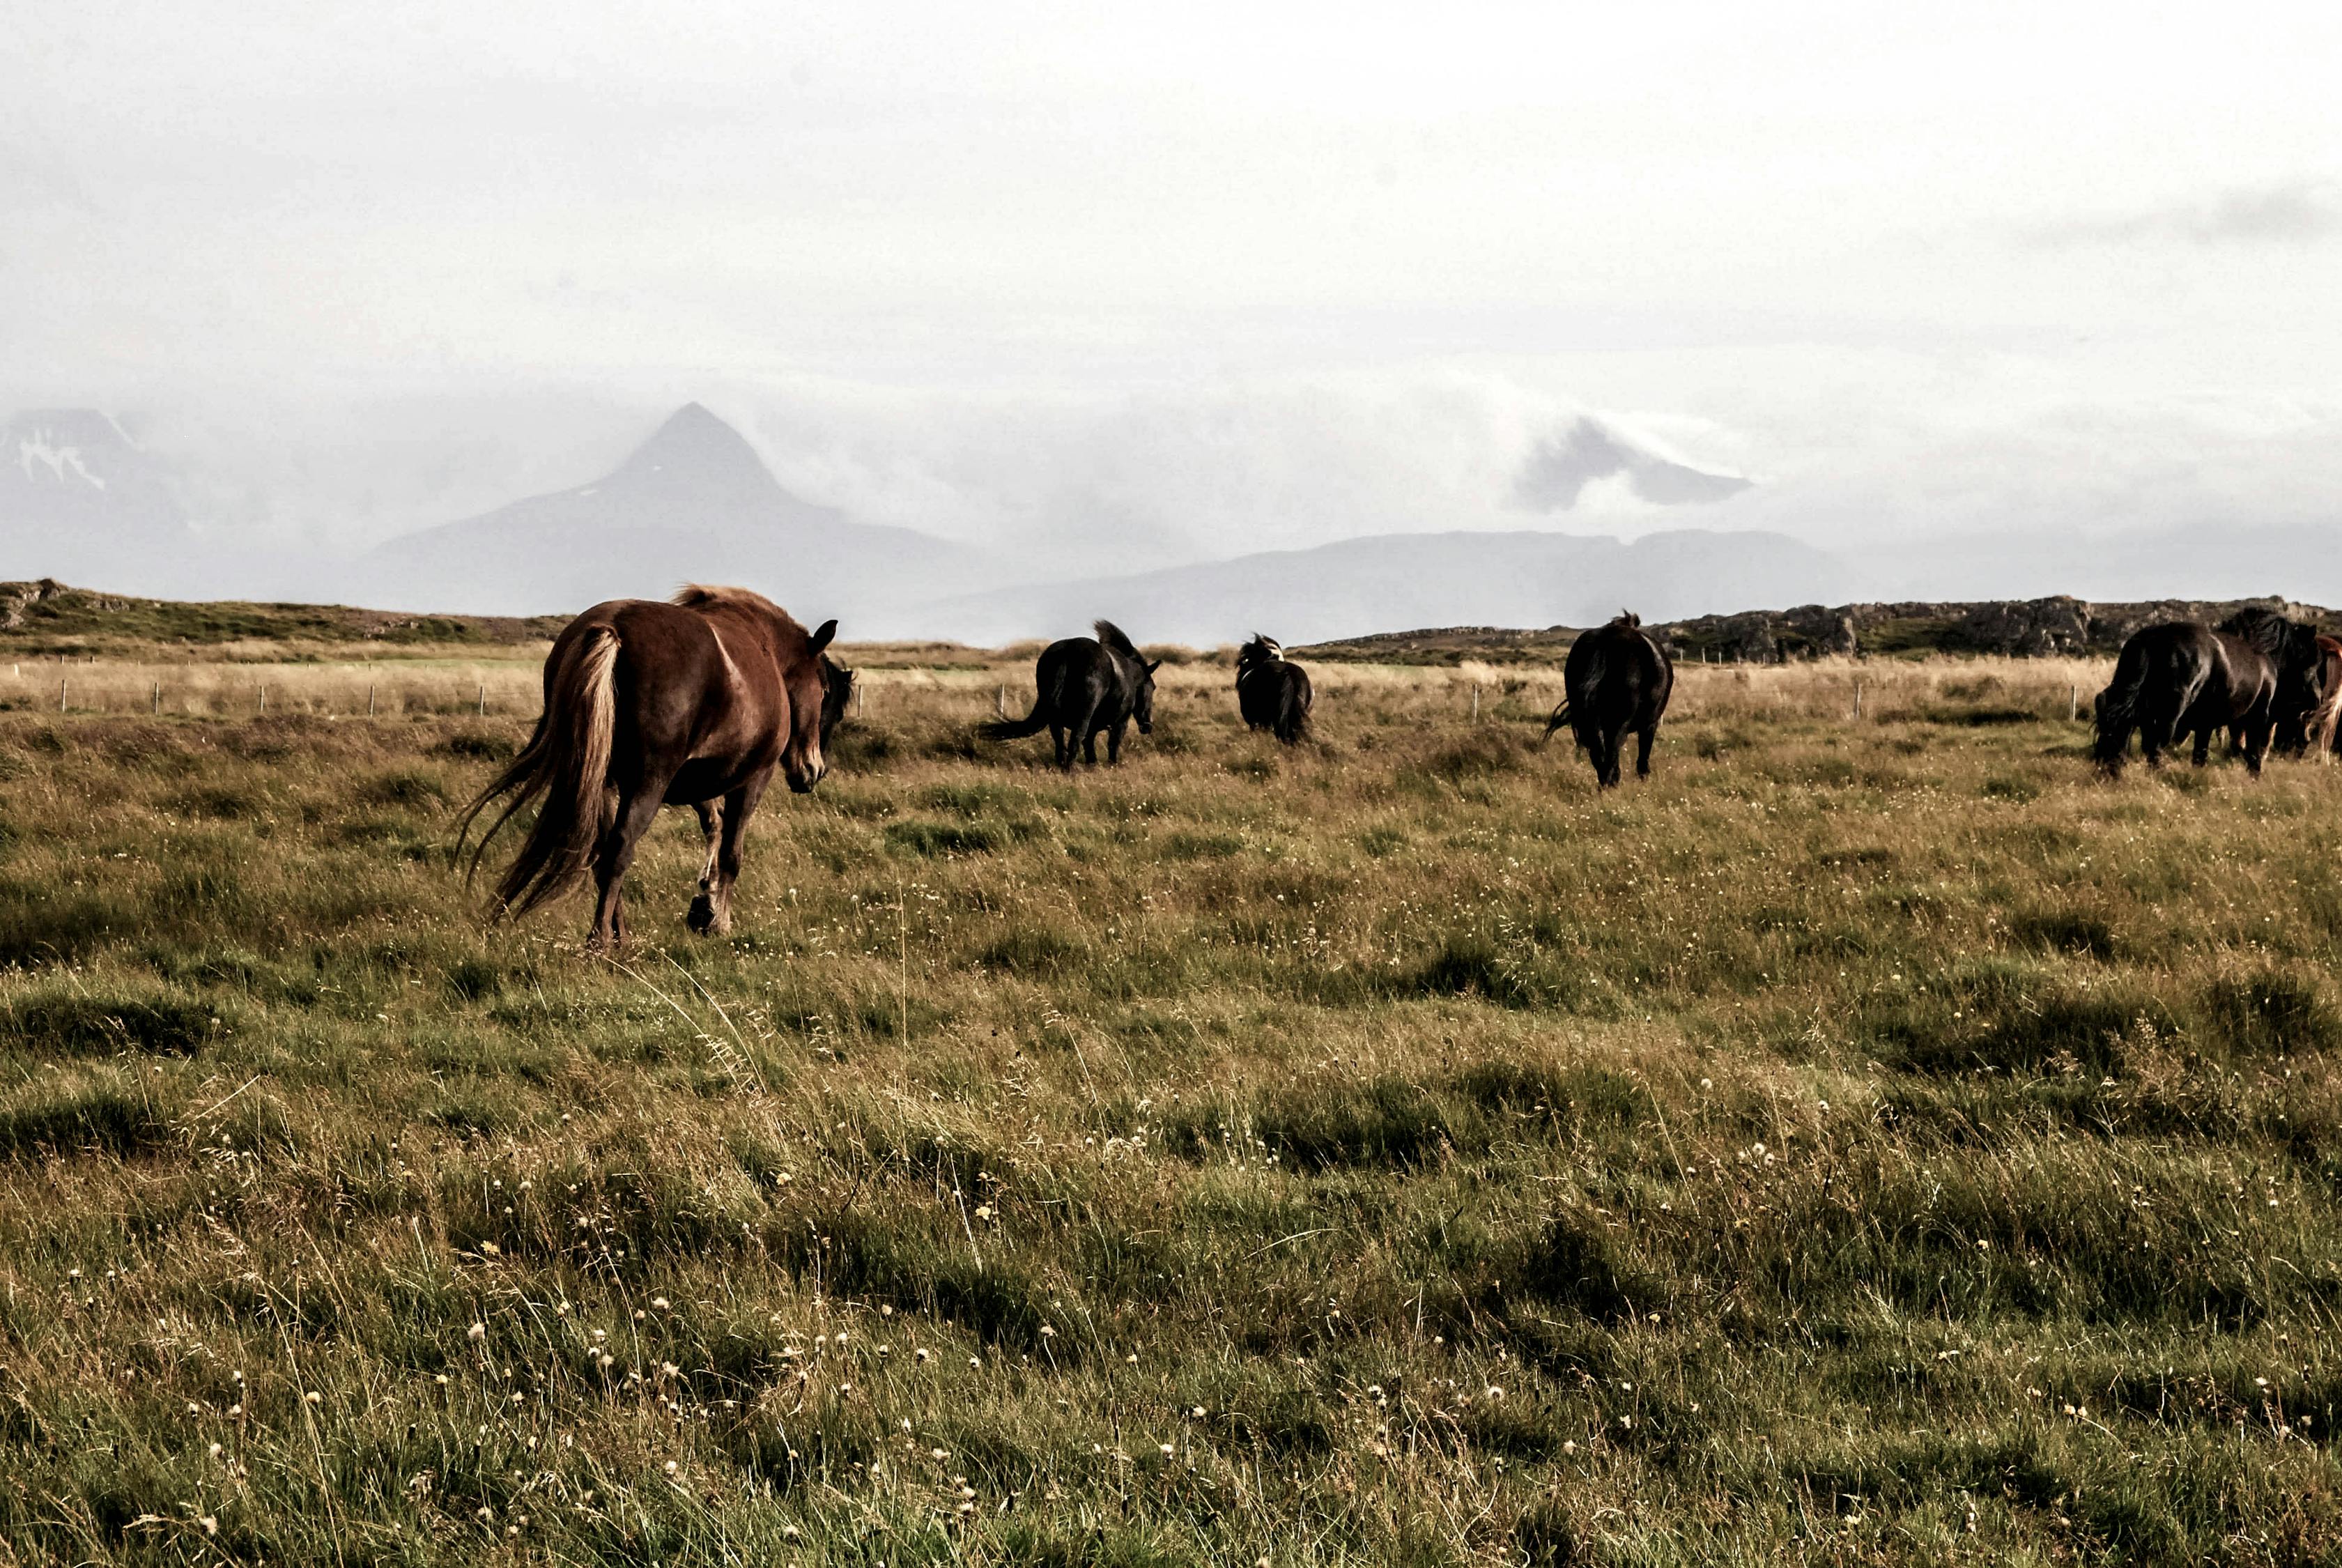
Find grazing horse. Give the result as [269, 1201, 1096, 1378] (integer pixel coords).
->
[1235, 634, 1313, 744]
[2219, 607, 2329, 757]
[2312, 636, 2342, 760]
[1543, 611, 1674, 788]
[2092, 620, 2274, 776]
[459, 585, 844, 950]
[982, 620, 1160, 769]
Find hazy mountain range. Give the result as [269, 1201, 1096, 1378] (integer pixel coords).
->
[1, 400, 2329, 644]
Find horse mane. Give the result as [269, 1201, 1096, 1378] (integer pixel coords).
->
[1094, 620, 1142, 659]
[2217, 606, 2297, 658]
[674, 583, 788, 618]
[1238, 633, 1283, 666]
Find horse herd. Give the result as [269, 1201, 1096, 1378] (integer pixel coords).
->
[454, 585, 2317, 949]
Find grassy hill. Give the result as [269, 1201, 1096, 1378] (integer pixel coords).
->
[0, 578, 569, 659]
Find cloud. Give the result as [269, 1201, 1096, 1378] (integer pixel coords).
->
[2036, 178, 2342, 247]
[1512, 420, 1752, 512]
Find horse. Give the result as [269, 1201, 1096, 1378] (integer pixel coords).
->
[2313, 636, 2342, 760]
[1542, 610, 1674, 788]
[1235, 633, 1313, 744]
[457, 585, 845, 950]
[2219, 607, 2329, 757]
[981, 620, 1160, 769]
[2091, 620, 2274, 776]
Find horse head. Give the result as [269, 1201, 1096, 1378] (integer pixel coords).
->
[819, 653, 856, 743]
[781, 618, 840, 792]
[1134, 658, 1162, 734]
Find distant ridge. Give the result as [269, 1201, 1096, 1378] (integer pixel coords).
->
[911, 526, 1849, 647]
[359, 403, 999, 627]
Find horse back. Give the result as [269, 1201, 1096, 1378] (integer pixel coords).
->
[1566, 622, 1672, 724]
[592, 598, 789, 772]
[1038, 637, 1124, 722]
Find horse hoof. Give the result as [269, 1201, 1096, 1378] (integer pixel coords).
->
[686, 896, 717, 935]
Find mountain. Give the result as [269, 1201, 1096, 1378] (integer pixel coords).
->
[0, 410, 193, 585]
[359, 403, 1000, 632]
[914, 527, 1852, 647]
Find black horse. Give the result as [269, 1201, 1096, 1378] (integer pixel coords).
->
[2219, 606, 2329, 756]
[1543, 611, 1674, 787]
[2093, 620, 2275, 776]
[1235, 634, 1313, 744]
[982, 620, 1160, 769]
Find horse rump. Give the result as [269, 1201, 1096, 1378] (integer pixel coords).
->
[982, 645, 1074, 741]
[456, 622, 621, 918]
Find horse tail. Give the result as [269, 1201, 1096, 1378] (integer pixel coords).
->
[2092, 636, 2150, 775]
[1282, 669, 1313, 744]
[456, 623, 621, 919]
[1541, 701, 1572, 746]
[980, 660, 1065, 741]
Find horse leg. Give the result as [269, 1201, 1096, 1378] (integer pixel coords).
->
[1107, 718, 1127, 764]
[1048, 723, 1070, 769]
[589, 786, 665, 952]
[2191, 725, 2212, 767]
[686, 799, 724, 935]
[1634, 722, 1657, 778]
[1073, 700, 1102, 766]
[693, 778, 766, 935]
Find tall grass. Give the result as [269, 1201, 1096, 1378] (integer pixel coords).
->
[0, 651, 2337, 1565]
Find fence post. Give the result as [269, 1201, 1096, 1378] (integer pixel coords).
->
[2069, 684, 2079, 722]
[58, 679, 66, 713]
[478, 684, 486, 716]
[1852, 679, 1863, 721]
[259, 686, 266, 716]
[1470, 684, 1481, 723]
[996, 686, 1006, 720]
[368, 684, 376, 716]
[856, 683, 864, 718]
[152, 684, 160, 715]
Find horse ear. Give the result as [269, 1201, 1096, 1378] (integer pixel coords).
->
[807, 619, 838, 656]
[1146, 659, 1162, 675]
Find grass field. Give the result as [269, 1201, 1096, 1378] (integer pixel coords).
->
[3, 648, 2341, 1565]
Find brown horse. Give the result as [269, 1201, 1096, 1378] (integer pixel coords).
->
[2313, 635, 2342, 760]
[459, 585, 843, 949]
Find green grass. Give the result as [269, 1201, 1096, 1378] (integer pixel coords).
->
[0, 656, 2339, 1564]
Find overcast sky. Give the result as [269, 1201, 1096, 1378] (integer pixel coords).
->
[5, 1, 2339, 556]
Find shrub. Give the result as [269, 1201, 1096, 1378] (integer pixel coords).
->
[0, 1087, 171, 1159]
[0, 993, 217, 1056]
[2201, 971, 2341, 1056]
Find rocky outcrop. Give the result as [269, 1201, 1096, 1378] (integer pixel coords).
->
[0, 578, 67, 631]
[1658, 595, 2323, 663]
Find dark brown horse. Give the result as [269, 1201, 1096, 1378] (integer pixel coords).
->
[1543, 610, 1674, 787]
[981, 620, 1158, 769]
[1235, 633, 1313, 744]
[2220, 607, 2329, 757]
[459, 585, 844, 949]
[2093, 620, 2274, 776]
